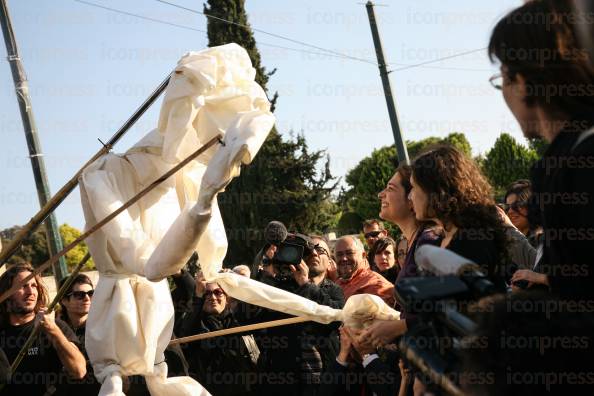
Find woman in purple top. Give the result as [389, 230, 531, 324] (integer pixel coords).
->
[360, 164, 441, 346]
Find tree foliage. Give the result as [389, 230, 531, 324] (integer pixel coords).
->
[340, 132, 473, 230]
[528, 137, 549, 157]
[483, 133, 539, 195]
[0, 224, 94, 273]
[205, 0, 338, 265]
[59, 224, 95, 272]
[204, 0, 278, 110]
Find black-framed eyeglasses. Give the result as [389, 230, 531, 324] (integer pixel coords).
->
[489, 73, 503, 90]
[204, 289, 225, 299]
[498, 201, 527, 213]
[313, 244, 329, 256]
[68, 290, 94, 300]
[364, 230, 381, 239]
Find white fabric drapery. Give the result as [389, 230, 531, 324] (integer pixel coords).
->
[80, 43, 399, 396]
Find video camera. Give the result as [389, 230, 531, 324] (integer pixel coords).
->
[262, 221, 315, 280]
[395, 246, 503, 395]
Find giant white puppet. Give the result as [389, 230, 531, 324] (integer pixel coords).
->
[80, 44, 400, 396]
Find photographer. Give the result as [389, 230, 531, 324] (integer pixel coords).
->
[244, 230, 344, 396]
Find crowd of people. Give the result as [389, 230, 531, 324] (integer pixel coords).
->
[0, 0, 592, 394]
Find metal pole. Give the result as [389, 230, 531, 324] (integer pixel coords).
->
[365, 1, 410, 164]
[0, 0, 67, 280]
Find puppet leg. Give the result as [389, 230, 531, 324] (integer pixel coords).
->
[98, 367, 125, 396]
[145, 361, 211, 396]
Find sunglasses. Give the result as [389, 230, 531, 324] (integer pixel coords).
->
[364, 230, 382, 239]
[68, 290, 94, 300]
[498, 201, 527, 213]
[204, 289, 225, 299]
[307, 244, 329, 257]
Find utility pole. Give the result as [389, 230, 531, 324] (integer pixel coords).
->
[0, 0, 68, 281]
[365, 1, 409, 164]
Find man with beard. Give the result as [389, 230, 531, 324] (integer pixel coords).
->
[246, 233, 344, 396]
[0, 264, 86, 395]
[299, 236, 344, 391]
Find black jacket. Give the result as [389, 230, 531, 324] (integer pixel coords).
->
[180, 299, 258, 396]
[239, 273, 345, 396]
[530, 117, 594, 300]
[319, 353, 400, 396]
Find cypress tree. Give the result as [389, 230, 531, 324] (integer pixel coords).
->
[204, 0, 338, 265]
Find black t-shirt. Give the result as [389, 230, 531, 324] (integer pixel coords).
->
[0, 317, 79, 396]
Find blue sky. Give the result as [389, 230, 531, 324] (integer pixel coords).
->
[0, 0, 524, 230]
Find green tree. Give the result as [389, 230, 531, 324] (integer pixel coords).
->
[59, 224, 95, 272]
[0, 224, 94, 273]
[0, 226, 47, 268]
[528, 137, 549, 157]
[340, 132, 473, 230]
[483, 133, 539, 195]
[204, 0, 338, 264]
[204, 0, 278, 110]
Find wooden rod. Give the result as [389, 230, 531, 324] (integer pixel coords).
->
[0, 134, 223, 305]
[170, 316, 310, 345]
[0, 75, 171, 267]
[4, 253, 91, 389]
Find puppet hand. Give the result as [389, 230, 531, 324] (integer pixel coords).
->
[196, 135, 249, 211]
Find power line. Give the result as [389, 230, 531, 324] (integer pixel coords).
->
[153, 0, 490, 72]
[72, 0, 376, 63]
[391, 47, 488, 72]
[73, 0, 490, 72]
[153, 0, 381, 66]
[74, 0, 207, 34]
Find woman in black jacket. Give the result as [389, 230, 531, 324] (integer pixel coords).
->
[180, 282, 259, 396]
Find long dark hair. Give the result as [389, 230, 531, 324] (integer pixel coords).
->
[0, 264, 48, 325]
[412, 146, 509, 273]
[504, 179, 541, 230]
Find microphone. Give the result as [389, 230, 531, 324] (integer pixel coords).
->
[415, 245, 480, 277]
[264, 221, 288, 245]
[415, 245, 495, 297]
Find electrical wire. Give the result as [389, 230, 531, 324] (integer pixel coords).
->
[73, 0, 491, 72]
[153, 0, 490, 72]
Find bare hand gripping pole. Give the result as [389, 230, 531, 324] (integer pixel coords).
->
[0, 74, 171, 268]
[2, 253, 91, 388]
[0, 134, 223, 306]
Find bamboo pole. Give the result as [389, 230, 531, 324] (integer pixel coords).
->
[0, 74, 171, 268]
[0, 134, 223, 305]
[170, 316, 310, 346]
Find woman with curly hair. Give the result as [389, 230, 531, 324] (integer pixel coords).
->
[409, 145, 511, 283]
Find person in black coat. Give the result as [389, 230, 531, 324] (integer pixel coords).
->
[243, 234, 345, 396]
[488, 0, 594, 300]
[180, 282, 259, 396]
